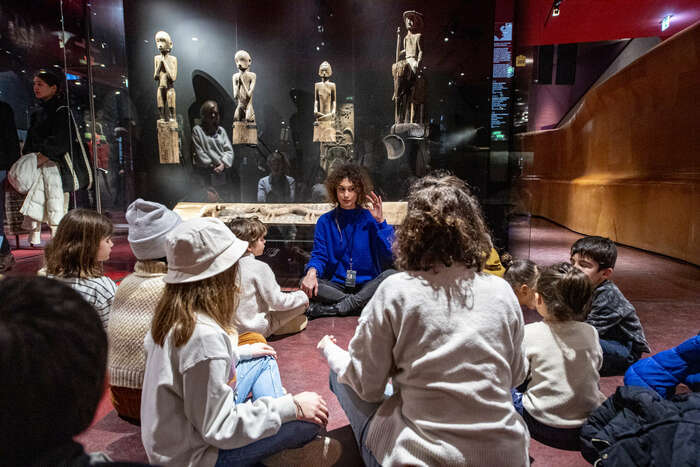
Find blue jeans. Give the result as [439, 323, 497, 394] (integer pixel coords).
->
[234, 356, 285, 403]
[0, 170, 9, 255]
[215, 356, 320, 466]
[511, 389, 581, 451]
[329, 371, 390, 467]
[599, 338, 639, 377]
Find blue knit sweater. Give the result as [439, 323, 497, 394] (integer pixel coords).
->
[305, 207, 394, 286]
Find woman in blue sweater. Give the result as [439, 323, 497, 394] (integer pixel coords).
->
[301, 164, 396, 318]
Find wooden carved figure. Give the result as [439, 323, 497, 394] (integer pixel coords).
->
[154, 31, 177, 122]
[232, 50, 256, 123]
[313, 61, 337, 142]
[392, 11, 424, 125]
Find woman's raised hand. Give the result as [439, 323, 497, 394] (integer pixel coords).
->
[366, 191, 385, 224]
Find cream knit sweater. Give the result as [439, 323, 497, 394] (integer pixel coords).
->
[521, 321, 607, 427]
[323, 264, 530, 467]
[235, 253, 308, 336]
[108, 261, 167, 388]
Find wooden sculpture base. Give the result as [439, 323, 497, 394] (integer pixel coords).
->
[233, 121, 258, 145]
[157, 119, 180, 164]
[173, 202, 408, 226]
[313, 120, 336, 142]
[391, 123, 426, 138]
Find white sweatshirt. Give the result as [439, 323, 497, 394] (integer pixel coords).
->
[322, 264, 530, 467]
[141, 313, 297, 467]
[521, 320, 607, 427]
[235, 253, 308, 335]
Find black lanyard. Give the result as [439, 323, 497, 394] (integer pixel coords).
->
[334, 208, 357, 270]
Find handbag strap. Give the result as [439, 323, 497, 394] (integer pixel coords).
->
[58, 105, 94, 191]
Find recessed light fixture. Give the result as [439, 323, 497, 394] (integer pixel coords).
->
[661, 14, 673, 32]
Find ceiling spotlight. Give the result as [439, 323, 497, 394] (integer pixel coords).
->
[552, 0, 562, 16]
[661, 14, 673, 31]
[444, 37, 449, 42]
[191, 37, 199, 41]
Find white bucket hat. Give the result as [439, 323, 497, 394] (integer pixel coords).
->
[163, 217, 248, 284]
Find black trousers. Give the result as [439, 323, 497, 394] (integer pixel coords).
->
[313, 269, 397, 316]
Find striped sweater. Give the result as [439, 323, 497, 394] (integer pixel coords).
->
[49, 274, 116, 329]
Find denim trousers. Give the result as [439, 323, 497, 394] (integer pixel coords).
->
[214, 356, 320, 466]
[329, 370, 392, 467]
[599, 338, 639, 377]
[511, 388, 581, 451]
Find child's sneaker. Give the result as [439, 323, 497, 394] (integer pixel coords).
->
[262, 435, 341, 467]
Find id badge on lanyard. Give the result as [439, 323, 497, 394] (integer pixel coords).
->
[336, 210, 357, 289]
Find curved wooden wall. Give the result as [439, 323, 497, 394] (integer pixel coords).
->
[515, 22, 700, 264]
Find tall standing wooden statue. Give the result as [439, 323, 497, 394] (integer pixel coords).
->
[232, 50, 258, 145]
[391, 10, 426, 132]
[313, 61, 336, 142]
[154, 30, 180, 163]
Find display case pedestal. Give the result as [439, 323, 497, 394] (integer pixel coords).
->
[157, 119, 180, 164]
[233, 121, 258, 145]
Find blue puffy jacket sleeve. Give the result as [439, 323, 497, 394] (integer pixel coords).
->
[624, 334, 700, 398]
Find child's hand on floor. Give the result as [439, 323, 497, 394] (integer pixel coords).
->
[293, 392, 329, 426]
[249, 342, 277, 359]
[317, 335, 337, 351]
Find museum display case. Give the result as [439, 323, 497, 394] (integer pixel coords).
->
[2, 0, 532, 279]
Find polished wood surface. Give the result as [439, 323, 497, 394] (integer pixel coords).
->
[515, 22, 700, 264]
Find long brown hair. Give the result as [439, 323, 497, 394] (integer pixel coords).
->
[394, 174, 492, 271]
[151, 265, 240, 347]
[45, 209, 113, 278]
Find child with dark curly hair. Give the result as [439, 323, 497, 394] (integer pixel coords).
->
[301, 163, 396, 318]
[512, 262, 606, 451]
[316, 174, 529, 466]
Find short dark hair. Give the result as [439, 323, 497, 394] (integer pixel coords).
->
[325, 163, 373, 207]
[504, 259, 539, 290]
[536, 262, 593, 321]
[226, 217, 267, 243]
[394, 174, 492, 271]
[0, 277, 107, 465]
[571, 236, 617, 270]
[35, 68, 63, 89]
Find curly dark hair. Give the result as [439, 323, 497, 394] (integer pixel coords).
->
[324, 163, 373, 207]
[394, 174, 493, 271]
[535, 262, 593, 321]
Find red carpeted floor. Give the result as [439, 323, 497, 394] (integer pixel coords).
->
[7, 216, 700, 465]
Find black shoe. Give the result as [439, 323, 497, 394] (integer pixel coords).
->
[306, 302, 343, 320]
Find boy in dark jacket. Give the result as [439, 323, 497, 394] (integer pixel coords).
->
[570, 236, 650, 376]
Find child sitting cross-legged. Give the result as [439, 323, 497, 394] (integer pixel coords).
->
[227, 217, 309, 337]
[570, 236, 650, 376]
[512, 262, 607, 451]
[141, 218, 339, 467]
[44, 208, 117, 329]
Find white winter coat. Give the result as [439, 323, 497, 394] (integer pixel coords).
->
[15, 153, 66, 228]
